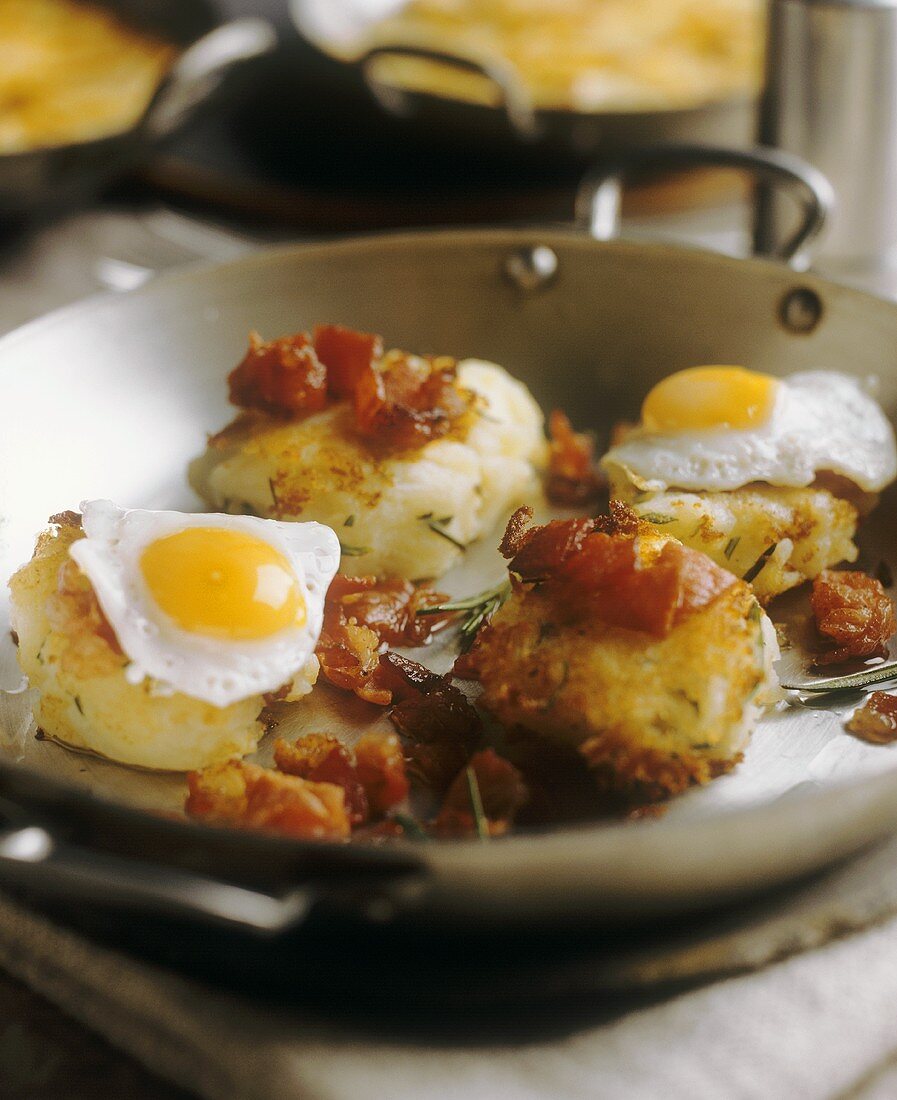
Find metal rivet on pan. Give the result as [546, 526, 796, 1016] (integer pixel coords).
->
[779, 287, 824, 334]
[504, 245, 559, 291]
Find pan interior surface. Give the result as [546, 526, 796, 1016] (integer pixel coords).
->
[2, 231, 897, 922]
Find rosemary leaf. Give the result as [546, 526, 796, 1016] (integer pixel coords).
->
[641, 512, 677, 525]
[743, 542, 777, 583]
[724, 536, 740, 560]
[421, 514, 466, 552]
[781, 659, 897, 695]
[338, 541, 371, 557]
[268, 478, 279, 508]
[466, 766, 489, 840]
[344, 514, 356, 527]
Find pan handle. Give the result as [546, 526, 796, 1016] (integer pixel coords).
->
[359, 43, 539, 139]
[140, 19, 278, 143]
[574, 143, 835, 268]
[0, 824, 420, 937]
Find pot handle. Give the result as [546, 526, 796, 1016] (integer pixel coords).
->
[0, 823, 422, 935]
[359, 42, 539, 139]
[574, 143, 835, 268]
[140, 19, 278, 143]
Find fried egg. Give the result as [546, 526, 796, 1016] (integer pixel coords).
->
[601, 367, 897, 493]
[69, 501, 340, 708]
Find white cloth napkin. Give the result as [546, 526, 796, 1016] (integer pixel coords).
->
[5, 835, 897, 1100]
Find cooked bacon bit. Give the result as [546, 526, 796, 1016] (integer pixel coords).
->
[847, 692, 897, 744]
[546, 410, 605, 506]
[227, 331, 327, 416]
[325, 575, 449, 647]
[317, 620, 389, 705]
[594, 498, 642, 537]
[434, 750, 528, 837]
[313, 323, 383, 400]
[354, 350, 473, 449]
[316, 576, 449, 704]
[811, 570, 896, 666]
[274, 734, 368, 825]
[506, 517, 599, 579]
[367, 652, 482, 790]
[499, 506, 534, 559]
[355, 732, 409, 816]
[186, 761, 349, 839]
[502, 509, 735, 638]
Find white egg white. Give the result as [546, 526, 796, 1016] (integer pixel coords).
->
[601, 371, 897, 493]
[69, 501, 340, 708]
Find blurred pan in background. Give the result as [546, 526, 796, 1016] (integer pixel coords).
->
[0, 0, 275, 217]
[289, 0, 764, 166]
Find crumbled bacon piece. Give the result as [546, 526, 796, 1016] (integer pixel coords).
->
[499, 505, 534, 559]
[354, 350, 473, 449]
[314, 323, 383, 400]
[811, 570, 896, 666]
[227, 331, 327, 416]
[546, 410, 605, 506]
[361, 652, 483, 791]
[274, 734, 368, 825]
[316, 576, 448, 704]
[186, 761, 349, 839]
[355, 732, 409, 816]
[325, 575, 449, 648]
[847, 692, 897, 744]
[434, 750, 528, 837]
[502, 507, 735, 638]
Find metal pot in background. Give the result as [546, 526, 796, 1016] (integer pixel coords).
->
[0, 1, 275, 218]
[756, 0, 897, 290]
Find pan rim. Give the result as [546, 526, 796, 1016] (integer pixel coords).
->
[2, 226, 897, 878]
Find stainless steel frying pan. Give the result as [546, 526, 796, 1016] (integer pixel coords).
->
[1, 147, 895, 994]
[0, 0, 275, 216]
[289, 0, 757, 164]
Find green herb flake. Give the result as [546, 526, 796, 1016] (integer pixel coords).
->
[743, 543, 778, 583]
[466, 766, 489, 840]
[338, 541, 371, 558]
[268, 478, 279, 509]
[73, 696, 83, 715]
[641, 512, 677, 525]
[421, 514, 466, 552]
[724, 536, 740, 560]
[344, 515, 356, 527]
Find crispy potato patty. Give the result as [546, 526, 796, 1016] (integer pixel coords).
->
[609, 474, 860, 604]
[474, 527, 777, 799]
[8, 517, 316, 771]
[191, 360, 545, 581]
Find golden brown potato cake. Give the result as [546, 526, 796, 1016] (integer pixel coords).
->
[471, 508, 778, 800]
[8, 514, 316, 771]
[608, 472, 861, 604]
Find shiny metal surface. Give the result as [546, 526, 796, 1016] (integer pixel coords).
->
[4, 231, 897, 932]
[578, 142, 834, 265]
[758, 0, 897, 280]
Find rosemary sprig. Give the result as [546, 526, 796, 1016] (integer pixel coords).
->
[466, 766, 489, 840]
[417, 578, 511, 652]
[418, 513, 467, 552]
[743, 542, 778, 583]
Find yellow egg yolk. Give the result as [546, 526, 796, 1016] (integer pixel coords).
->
[140, 527, 306, 640]
[641, 366, 780, 433]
